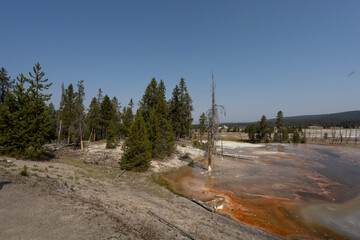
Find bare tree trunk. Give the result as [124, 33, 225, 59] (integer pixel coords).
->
[80, 123, 83, 151]
[88, 128, 93, 142]
[346, 128, 351, 144]
[67, 133, 70, 145]
[208, 75, 215, 172]
[57, 119, 62, 143]
[355, 127, 358, 146]
[340, 129, 343, 144]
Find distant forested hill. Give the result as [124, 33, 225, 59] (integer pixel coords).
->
[223, 111, 360, 128]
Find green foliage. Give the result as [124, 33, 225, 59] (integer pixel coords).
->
[0, 67, 13, 104]
[245, 124, 257, 142]
[100, 95, 115, 138]
[121, 99, 134, 136]
[120, 110, 152, 172]
[192, 140, 208, 150]
[86, 97, 101, 141]
[257, 115, 271, 143]
[20, 165, 28, 176]
[0, 63, 53, 160]
[292, 130, 301, 143]
[140, 78, 174, 158]
[179, 152, 191, 160]
[169, 78, 193, 139]
[106, 120, 118, 149]
[199, 112, 207, 141]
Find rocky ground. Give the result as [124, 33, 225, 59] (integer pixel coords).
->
[0, 141, 280, 240]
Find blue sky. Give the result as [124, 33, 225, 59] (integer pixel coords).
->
[1, 0, 360, 122]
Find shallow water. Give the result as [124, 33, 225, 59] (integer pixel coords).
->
[164, 143, 360, 239]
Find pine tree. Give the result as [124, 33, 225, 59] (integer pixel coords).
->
[169, 85, 182, 140]
[76, 80, 85, 150]
[139, 78, 158, 122]
[120, 109, 151, 171]
[100, 95, 115, 138]
[62, 84, 76, 144]
[169, 78, 193, 139]
[179, 78, 193, 139]
[199, 112, 207, 142]
[153, 83, 174, 157]
[26, 63, 52, 158]
[140, 79, 174, 157]
[106, 120, 118, 149]
[146, 108, 160, 157]
[87, 97, 101, 141]
[292, 129, 301, 143]
[0, 74, 30, 155]
[47, 102, 58, 141]
[275, 110, 284, 142]
[257, 115, 271, 143]
[0, 67, 13, 104]
[121, 99, 134, 137]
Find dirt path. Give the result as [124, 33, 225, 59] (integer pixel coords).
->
[0, 142, 280, 240]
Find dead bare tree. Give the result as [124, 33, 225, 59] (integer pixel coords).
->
[206, 73, 225, 172]
[355, 127, 359, 146]
[331, 126, 336, 144]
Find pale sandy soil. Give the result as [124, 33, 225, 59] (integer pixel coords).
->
[0, 141, 280, 240]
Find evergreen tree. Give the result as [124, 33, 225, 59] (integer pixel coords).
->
[47, 102, 58, 141]
[139, 78, 158, 122]
[169, 78, 193, 139]
[87, 97, 101, 141]
[246, 124, 257, 142]
[153, 83, 174, 157]
[146, 108, 160, 157]
[179, 78, 193, 138]
[26, 63, 52, 158]
[0, 74, 30, 155]
[257, 115, 271, 143]
[120, 109, 151, 172]
[100, 94, 115, 138]
[275, 110, 284, 142]
[292, 129, 301, 143]
[0, 67, 13, 104]
[75, 80, 85, 149]
[62, 84, 76, 144]
[199, 112, 207, 142]
[169, 85, 182, 140]
[121, 99, 134, 136]
[140, 79, 174, 157]
[106, 120, 118, 148]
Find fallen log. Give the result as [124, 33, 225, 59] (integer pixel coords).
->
[192, 199, 214, 212]
[114, 170, 126, 181]
[148, 210, 199, 240]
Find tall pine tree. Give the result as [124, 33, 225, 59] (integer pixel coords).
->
[0, 67, 13, 104]
[26, 63, 52, 158]
[120, 109, 151, 171]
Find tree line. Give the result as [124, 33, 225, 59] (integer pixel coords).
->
[245, 111, 305, 144]
[0, 64, 193, 168]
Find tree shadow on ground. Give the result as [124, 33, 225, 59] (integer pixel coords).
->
[0, 181, 11, 190]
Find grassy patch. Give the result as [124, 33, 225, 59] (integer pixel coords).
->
[151, 172, 185, 198]
[53, 155, 120, 182]
[31, 167, 46, 173]
[20, 165, 29, 176]
[0, 162, 15, 168]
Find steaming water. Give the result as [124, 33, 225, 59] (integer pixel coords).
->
[165, 142, 360, 239]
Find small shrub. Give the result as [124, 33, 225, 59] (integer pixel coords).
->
[179, 152, 191, 160]
[181, 143, 186, 147]
[20, 165, 28, 176]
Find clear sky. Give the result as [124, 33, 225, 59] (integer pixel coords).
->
[1, 0, 359, 122]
